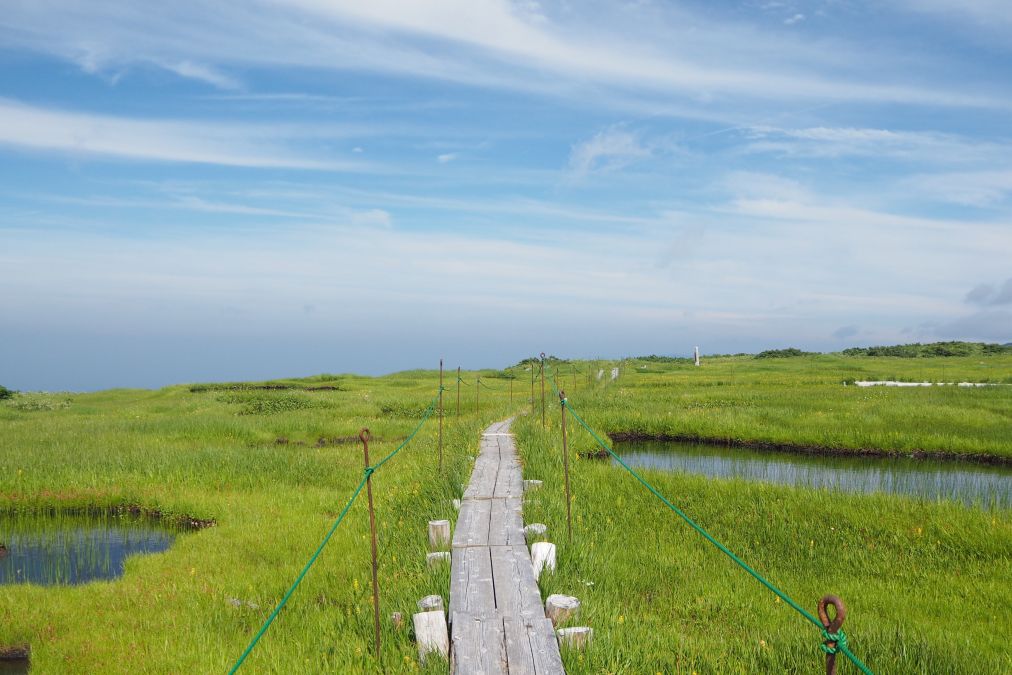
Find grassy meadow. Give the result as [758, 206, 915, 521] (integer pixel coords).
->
[1, 350, 1010, 673]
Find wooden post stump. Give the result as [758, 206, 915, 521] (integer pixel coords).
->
[545, 594, 580, 626]
[426, 552, 451, 568]
[531, 541, 556, 580]
[428, 519, 451, 548]
[413, 611, 449, 664]
[524, 523, 547, 538]
[557, 627, 593, 650]
[417, 595, 444, 613]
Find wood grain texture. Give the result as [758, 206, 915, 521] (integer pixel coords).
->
[450, 419, 564, 674]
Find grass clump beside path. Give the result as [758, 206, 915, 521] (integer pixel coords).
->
[0, 371, 514, 673]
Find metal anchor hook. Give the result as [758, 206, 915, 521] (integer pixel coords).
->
[359, 428, 371, 445]
[818, 595, 847, 675]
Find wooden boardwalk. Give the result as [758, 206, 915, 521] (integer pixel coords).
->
[449, 419, 565, 675]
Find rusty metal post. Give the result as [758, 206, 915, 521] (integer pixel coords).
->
[438, 359, 444, 471]
[818, 595, 847, 675]
[359, 429, 382, 658]
[509, 371, 513, 405]
[560, 390, 572, 544]
[476, 376, 480, 415]
[540, 352, 546, 429]
[456, 366, 460, 418]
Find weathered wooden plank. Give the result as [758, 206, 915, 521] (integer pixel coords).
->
[449, 547, 496, 619]
[490, 545, 543, 619]
[451, 612, 507, 675]
[493, 462, 523, 499]
[488, 498, 525, 547]
[502, 617, 565, 675]
[464, 457, 500, 500]
[453, 498, 492, 548]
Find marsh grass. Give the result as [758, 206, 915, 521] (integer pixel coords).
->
[0, 373, 513, 673]
[514, 410, 1011, 673]
[0, 353, 1008, 672]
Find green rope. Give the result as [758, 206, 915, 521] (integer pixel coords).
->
[550, 373, 873, 675]
[370, 388, 442, 472]
[228, 473, 368, 674]
[477, 378, 498, 391]
[228, 385, 442, 673]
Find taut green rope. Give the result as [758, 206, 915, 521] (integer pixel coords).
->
[228, 473, 368, 674]
[227, 385, 442, 673]
[549, 372, 873, 674]
[370, 387, 442, 472]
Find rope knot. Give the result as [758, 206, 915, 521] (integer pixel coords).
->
[820, 629, 848, 654]
[363, 466, 376, 479]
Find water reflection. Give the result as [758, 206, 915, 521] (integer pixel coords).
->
[614, 441, 1012, 508]
[0, 512, 178, 586]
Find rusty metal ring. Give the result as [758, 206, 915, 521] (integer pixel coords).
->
[818, 595, 846, 633]
[540, 352, 546, 359]
[359, 428, 371, 443]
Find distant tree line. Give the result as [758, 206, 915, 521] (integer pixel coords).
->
[755, 348, 816, 359]
[842, 341, 1011, 357]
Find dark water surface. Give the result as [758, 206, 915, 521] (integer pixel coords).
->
[613, 440, 1012, 508]
[0, 658, 29, 675]
[0, 512, 177, 586]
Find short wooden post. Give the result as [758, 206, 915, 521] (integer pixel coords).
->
[417, 595, 445, 613]
[545, 594, 580, 626]
[426, 552, 451, 568]
[531, 541, 556, 580]
[412, 610, 449, 664]
[509, 371, 513, 405]
[560, 390, 572, 544]
[456, 366, 461, 418]
[523, 523, 547, 538]
[557, 627, 593, 649]
[475, 377, 480, 415]
[360, 429, 382, 658]
[438, 359, 444, 471]
[428, 519, 451, 548]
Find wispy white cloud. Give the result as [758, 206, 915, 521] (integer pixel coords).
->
[1, 0, 1008, 113]
[744, 125, 1012, 163]
[0, 98, 367, 170]
[903, 170, 1012, 207]
[159, 60, 242, 90]
[568, 127, 652, 178]
[437, 153, 458, 163]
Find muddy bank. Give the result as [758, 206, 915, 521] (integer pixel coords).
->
[606, 431, 1012, 467]
[0, 504, 216, 530]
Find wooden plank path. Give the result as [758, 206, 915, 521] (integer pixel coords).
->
[449, 419, 565, 675]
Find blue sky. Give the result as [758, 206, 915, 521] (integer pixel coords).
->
[1, 0, 1010, 391]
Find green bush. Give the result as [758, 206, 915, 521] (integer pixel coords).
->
[0, 385, 13, 400]
[755, 347, 814, 359]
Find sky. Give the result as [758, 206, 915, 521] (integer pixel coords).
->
[1, 0, 1011, 391]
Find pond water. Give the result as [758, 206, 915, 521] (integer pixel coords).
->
[613, 440, 1012, 508]
[0, 657, 29, 675]
[0, 512, 179, 586]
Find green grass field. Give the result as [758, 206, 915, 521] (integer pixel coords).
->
[1, 353, 1009, 673]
